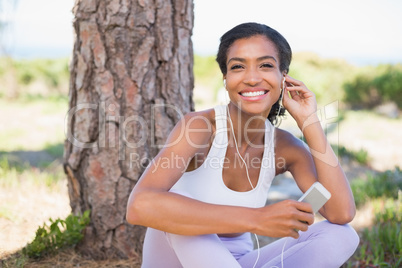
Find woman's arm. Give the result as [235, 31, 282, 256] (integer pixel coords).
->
[127, 110, 314, 238]
[127, 111, 253, 235]
[282, 75, 356, 224]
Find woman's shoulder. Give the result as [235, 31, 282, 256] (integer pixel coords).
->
[182, 107, 217, 131]
[274, 127, 312, 173]
[274, 127, 309, 153]
[159, 108, 216, 157]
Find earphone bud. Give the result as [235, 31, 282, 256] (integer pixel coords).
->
[275, 77, 286, 123]
[223, 79, 227, 89]
[282, 77, 286, 90]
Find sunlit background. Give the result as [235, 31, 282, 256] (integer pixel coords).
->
[2, 0, 402, 65]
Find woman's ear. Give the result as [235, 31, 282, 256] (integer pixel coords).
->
[282, 72, 287, 88]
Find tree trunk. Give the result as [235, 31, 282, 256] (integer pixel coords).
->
[64, 0, 194, 259]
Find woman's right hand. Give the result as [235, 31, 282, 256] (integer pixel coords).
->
[254, 200, 314, 239]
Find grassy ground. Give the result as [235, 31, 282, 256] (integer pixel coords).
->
[0, 95, 401, 267]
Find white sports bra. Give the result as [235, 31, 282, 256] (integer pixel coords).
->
[170, 105, 276, 208]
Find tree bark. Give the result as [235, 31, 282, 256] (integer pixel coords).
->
[64, 0, 194, 259]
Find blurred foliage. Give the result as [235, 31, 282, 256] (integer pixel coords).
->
[345, 196, 402, 267]
[351, 167, 402, 208]
[343, 64, 402, 109]
[44, 142, 64, 158]
[332, 144, 369, 165]
[345, 169, 402, 267]
[193, 54, 223, 100]
[0, 57, 69, 99]
[1, 53, 401, 113]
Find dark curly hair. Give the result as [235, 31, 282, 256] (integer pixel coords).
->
[216, 22, 292, 125]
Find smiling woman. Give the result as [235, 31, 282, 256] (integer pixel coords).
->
[126, 22, 359, 268]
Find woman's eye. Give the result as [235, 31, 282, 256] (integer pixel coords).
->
[230, 64, 243, 70]
[261, 63, 274, 68]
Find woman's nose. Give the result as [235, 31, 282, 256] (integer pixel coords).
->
[243, 68, 262, 86]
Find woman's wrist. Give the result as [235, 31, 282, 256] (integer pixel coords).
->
[296, 112, 320, 133]
[244, 207, 263, 234]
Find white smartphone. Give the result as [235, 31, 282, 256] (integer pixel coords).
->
[298, 182, 331, 213]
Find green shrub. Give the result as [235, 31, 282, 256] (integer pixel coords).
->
[22, 210, 90, 259]
[347, 197, 402, 267]
[0, 57, 69, 101]
[331, 144, 369, 165]
[343, 64, 402, 109]
[44, 142, 64, 158]
[351, 167, 402, 207]
[17, 66, 35, 85]
[354, 149, 369, 165]
[374, 65, 402, 108]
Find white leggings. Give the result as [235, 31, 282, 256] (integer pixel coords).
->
[141, 220, 359, 268]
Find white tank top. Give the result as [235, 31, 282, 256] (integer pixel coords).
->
[170, 105, 276, 208]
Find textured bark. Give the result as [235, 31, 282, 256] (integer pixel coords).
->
[64, 0, 194, 259]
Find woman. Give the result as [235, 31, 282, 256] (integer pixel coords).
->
[126, 22, 359, 267]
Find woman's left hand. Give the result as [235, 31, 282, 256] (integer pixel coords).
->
[282, 75, 317, 128]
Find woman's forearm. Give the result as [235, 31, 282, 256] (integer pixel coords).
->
[299, 114, 356, 223]
[126, 190, 257, 235]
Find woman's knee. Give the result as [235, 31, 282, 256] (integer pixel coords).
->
[325, 221, 359, 248]
[317, 221, 360, 260]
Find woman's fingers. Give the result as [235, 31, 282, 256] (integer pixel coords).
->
[285, 85, 314, 98]
[285, 74, 304, 86]
[287, 88, 300, 100]
[259, 200, 315, 238]
[284, 75, 315, 99]
[295, 200, 314, 213]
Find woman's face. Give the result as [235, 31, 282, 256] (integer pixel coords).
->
[224, 35, 284, 117]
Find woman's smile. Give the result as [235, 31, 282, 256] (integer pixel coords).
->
[239, 88, 269, 100]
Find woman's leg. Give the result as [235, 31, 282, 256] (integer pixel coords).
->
[142, 227, 243, 268]
[142, 189, 244, 268]
[142, 228, 183, 268]
[165, 232, 242, 268]
[238, 221, 359, 268]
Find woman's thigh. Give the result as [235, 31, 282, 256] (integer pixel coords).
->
[142, 228, 244, 268]
[142, 228, 183, 268]
[238, 221, 359, 268]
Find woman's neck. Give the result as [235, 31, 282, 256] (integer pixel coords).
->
[226, 102, 268, 148]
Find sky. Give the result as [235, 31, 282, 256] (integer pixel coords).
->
[1, 0, 402, 65]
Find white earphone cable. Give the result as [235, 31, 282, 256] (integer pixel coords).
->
[226, 103, 260, 268]
[224, 78, 287, 268]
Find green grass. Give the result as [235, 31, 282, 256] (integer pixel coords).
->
[0, 206, 16, 221]
[0, 99, 67, 152]
[345, 169, 402, 267]
[345, 197, 402, 267]
[351, 167, 402, 207]
[0, 156, 65, 189]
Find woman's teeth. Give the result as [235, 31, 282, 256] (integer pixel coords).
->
[240, 91, 266, 97]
